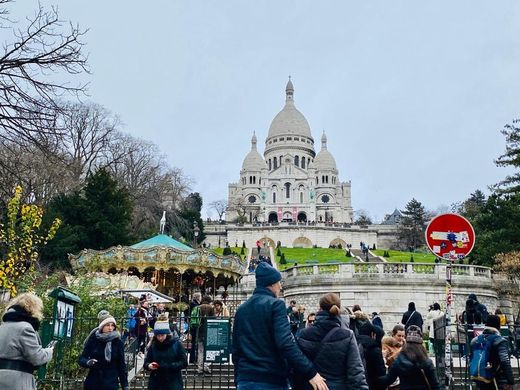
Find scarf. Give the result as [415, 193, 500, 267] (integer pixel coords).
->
[2, 304, 41, 331]
[95, 330, 120, 362]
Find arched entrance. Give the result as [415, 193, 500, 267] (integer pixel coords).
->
[293, 237, 313, 248]
[268, 212, 278, 223]
[297, 212, 307, 222]
[282, 211, 293, 222]
[329, 238, 347, 248]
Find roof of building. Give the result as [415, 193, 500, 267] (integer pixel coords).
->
[314, 132, 337, 170]
[267, 79, 312, 139]
[242, 132, 266, 171]
[130, 234, 193, 251]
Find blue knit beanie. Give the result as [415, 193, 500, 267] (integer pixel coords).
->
[255, 262, 282, 287]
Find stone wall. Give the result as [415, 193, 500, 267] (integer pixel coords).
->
[237, 263, 520, 331]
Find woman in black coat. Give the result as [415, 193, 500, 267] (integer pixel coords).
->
[144, 315, 187, 390]
[357, 322, 387, 390]
[79, 316, 128, 390]
[296, 293, 368, 390]
[379, 325, 441, 390]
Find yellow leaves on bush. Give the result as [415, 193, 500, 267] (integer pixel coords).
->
[0, 185, 61, 296]
[494, 251, 520, 279]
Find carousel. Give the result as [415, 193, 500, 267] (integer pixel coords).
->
[68, 231, 246, 310]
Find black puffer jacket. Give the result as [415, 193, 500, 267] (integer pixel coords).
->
[357, 334, 387, 390]
[379, 353, 441, 390]
[144, 335, 187, 390]
[297, 311, 368, 390]
[470, 327, 514, 389]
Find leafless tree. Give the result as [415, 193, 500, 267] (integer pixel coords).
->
[56, 102, 120, 184]
[105, 133, 193, 237]
[0, 0, 89, 145]
[209, 199, 227, 221]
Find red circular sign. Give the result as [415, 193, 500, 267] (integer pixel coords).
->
[425, 213, 475, 261]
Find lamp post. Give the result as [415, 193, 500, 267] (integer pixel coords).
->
[193, 221, 200, 248]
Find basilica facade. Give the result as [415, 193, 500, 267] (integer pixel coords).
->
[227, 80, 354, 224]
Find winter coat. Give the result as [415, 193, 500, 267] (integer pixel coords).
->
[144, 335, 187, 390]
[197, 303, 215, 341]
[0, 307, 53, 390]
[356, 334, 386, 390]
[426, 309, 444, 339]
[379, 352, 441, 390]
[134, 307, 150, 336]
[79, 332, 128, 390]
[232, 287, 317, 386]
[296, 311, 368, 390]
[371, 315, 383, 331]
[402, 309, 424, 331]
[470, 327, 514, 389]
[350, 311, 370, 336]
[381, 336, 402, 368]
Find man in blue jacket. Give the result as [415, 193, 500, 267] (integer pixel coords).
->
[232, 262, 328, 390]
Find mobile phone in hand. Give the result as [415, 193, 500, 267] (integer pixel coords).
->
[47, 340, 57, 348]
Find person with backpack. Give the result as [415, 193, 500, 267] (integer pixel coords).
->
[401, 302, 424, 332]
[296, 292, 368, 390]
[188, 292, 201, 363]
[378, 325, 441, 390]
[144, 313, 187, 390]
[357, 322, 386, 390]
[469, 315, 514, 390]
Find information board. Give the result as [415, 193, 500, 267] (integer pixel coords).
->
[204, 318, 231, 363]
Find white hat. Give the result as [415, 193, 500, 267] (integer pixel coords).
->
[98, 316, 117, 331]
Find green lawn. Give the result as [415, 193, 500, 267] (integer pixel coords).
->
[373, 249, 436, 263]
[211, 247, 245, 259]
[274, 247, 353, 270]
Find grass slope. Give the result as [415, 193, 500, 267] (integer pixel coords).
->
[373, 249, 436, 263]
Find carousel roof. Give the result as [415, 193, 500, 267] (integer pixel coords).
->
[69, 234, 246, 281]
[130, 234, 193, 251]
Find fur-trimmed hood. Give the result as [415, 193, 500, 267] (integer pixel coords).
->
[352, 310, 369, 322]
[382, 335, 401, 348]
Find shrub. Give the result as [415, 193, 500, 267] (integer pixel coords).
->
[242, 240, 246, 248]
[280, 253, 286, 264]
[277, 247, 281, 257]
[346, 249, 352, 257]
[240, 246, 245, 255]
[337, 243, 343, 249]
[410, 255, 414, 262]
[223, 247, 232, 256]
[276, 241, 281, 248]
[372, 244, 376, 250]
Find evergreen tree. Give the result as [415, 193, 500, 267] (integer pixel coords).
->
[458, 190, 487, 223]
[40, 168, 134, 269]
[494, 119, 520, 194]
[179, 192, 205, 245]
[398, 198, 428, 251]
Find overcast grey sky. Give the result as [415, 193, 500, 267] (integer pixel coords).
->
[13, 1, 520, 222]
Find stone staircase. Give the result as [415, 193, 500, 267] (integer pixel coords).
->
[350, 249, 383, 263]
[129, 363, 235, 389]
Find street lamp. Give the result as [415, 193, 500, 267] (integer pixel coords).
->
[193, 221, 200, 248]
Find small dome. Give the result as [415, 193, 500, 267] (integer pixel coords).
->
[314, 131, 337, 170]
[267, 79, 312, 139]
[242, 132, 266, 171]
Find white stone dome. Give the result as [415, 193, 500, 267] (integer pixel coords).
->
[267, 80, 312, 139]
[242, 133, 265, 171]
[314, 132, 337, 170]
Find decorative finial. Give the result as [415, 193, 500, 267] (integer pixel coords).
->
[251, 131, 257, 150]
[321, 131, 327, 150]
[159, 211, 166, 234]
[285, 76, 294, 102]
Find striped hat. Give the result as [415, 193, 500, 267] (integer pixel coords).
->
[154, 320, 171, 335]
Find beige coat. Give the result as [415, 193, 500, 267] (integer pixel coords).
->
[0, 321, 53, 389]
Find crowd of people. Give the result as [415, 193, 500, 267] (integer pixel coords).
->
[233, 262, 515, 390]
[0, 269, 516, 390]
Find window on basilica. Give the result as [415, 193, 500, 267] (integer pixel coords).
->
[321, 195, 330, 203]
[248, 195, 256, 204]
